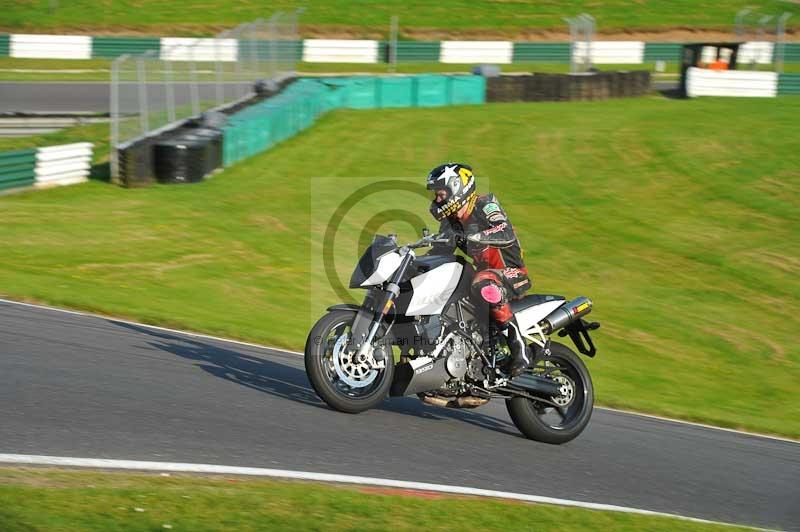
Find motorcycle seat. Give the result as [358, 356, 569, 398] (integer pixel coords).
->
[510, 294, 565, 314]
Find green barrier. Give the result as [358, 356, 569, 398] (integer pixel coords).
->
[778, 73, 800, 95]
[91, 36, 160, 58]
[394, 41, 441, 62]
[512, 43, 571, 63]
[450, 75, 486, 104]
[222, 75, 486, 167]
[643, 43, 682, 62]
[378, 77, 414, 107]
[250, 40, 304, 62]
[0, 148, 37, 192]
[414, 75, 449, 107]
[345, 77, 380, 108]
[0, 34, 9, 58]
[783, 44, 800, 64]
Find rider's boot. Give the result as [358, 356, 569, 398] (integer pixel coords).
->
[503, 319, 531, 377]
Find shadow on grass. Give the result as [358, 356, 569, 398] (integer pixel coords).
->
[108, 320, 520, 438]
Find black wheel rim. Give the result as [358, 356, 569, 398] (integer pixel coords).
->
[528, 355, 587, 431]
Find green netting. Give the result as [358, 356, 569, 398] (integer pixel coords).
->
[222, 75, 486, 167]
[378, 77, 414, 107]
[345, 77, 380, 109]
[450, 76, 486, 104]
[414, 75, 449, 107]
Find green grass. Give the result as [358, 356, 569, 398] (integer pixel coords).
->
[0, 468, 749, 531]
[1, 1, 799, 35]
[0, 97, 799, 438]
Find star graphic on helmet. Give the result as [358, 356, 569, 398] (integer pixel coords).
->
[442, 165, 459, 179]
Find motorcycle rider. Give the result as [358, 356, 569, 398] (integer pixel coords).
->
[426, 163, 533, 376]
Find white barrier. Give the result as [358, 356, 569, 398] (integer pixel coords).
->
[440, 41, 513, 64]
[302, 39, 379, 63]
[686, 67, 778, 98]
[572, 41, 645, 64]
[160, 38, 238, 62]
[738, 41, 774, 65]
[34, 142, 93, 188]
[10, 34, 92, 59]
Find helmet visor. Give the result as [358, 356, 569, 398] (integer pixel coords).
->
[429, 188, 450, 205]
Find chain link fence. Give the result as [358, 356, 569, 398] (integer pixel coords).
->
[110, 10, 301, 179]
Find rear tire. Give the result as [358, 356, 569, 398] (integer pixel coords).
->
[305, 310, 394, 414]
[506, 342, 593, 444]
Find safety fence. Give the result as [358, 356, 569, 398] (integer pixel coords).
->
[223, 75, 485, 167]
[686, 68, 800, 97]
[115, 74, 484, 186]
[110, 12, 301, 179]
[3, 33, 799, 66]
[0, 142, 93, 193]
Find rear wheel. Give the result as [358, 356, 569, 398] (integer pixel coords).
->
[506, 342, 593, 444]
[304, 310, 394, 414]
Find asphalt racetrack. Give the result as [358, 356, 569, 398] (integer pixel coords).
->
[0, 300, 797, 530]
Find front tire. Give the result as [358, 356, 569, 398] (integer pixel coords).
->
[305, 310, 394, 414]
[506, 342, 593, 444]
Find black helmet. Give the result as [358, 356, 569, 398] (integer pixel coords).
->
[426, 162, 477, 221]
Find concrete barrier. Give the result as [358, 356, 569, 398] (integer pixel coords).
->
[440, 41, 513, 64]
[572, 41, 645, 64]
[34, 142, 93, 187]
[10, 34, 92, 59]
[686, 67, 778, 98]
[160, 38, 238, 62]
[302, 39, 379, 63]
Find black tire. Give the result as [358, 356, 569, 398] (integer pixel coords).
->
[304, 309, 394, 414]
[506, 342, 593, 444]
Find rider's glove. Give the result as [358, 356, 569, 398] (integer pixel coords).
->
[465, 232, 487, 254]
[447, 230, 465, 249]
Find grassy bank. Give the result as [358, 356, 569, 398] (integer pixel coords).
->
[0, 468, 748, 531]
[2, 1, 798, 36]
[0, 97, 798, 437]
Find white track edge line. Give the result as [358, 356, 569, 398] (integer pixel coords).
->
[1, 296, 796, 444]
[0, 454, 767, 531]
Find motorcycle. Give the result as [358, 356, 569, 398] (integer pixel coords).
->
[305, 230, 601, 444]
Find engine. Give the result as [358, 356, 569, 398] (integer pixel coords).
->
[389, 332, 482, 397]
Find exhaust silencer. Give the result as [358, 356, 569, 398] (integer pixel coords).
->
[538, 296, 592, 334]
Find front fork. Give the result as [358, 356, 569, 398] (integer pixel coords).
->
[353, 249, 415, 364]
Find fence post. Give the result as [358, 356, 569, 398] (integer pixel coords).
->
[164, 53, 176, 124]
[389, 15, 399, 73]
[137, 54, 149, 135]
[776, 13, 792, 74]
[735, 9, 751, 41]
[564, 17, 575, 73]
[110, 54, 126, 179]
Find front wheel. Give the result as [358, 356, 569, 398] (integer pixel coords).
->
[506, 342, 593, 444]
[304, 310, 394, 414]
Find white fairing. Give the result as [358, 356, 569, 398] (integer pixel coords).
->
[515, 300, 566, 335]
[406, 262, 463, 316]
[361, 251, 402, 287]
